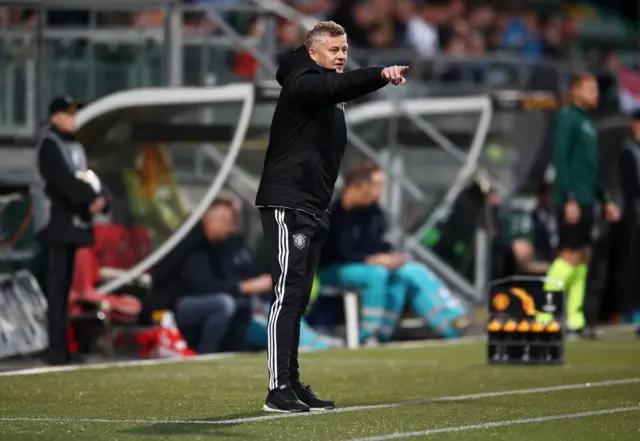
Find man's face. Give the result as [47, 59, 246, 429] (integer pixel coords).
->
[368, 170, 385, 204]
[51, 111, 77, 133]
[309, 34, 348, 73]
[575, 78, 599, 109]
[347, 181, 372, 207]
[202, 205, 235, 241]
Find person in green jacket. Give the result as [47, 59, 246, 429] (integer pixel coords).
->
[543, 73, 620, 334]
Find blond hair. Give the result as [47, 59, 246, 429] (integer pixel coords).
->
[304, 21, 346, 49]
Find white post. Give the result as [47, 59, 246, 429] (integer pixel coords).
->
[343, 292, 360, 350]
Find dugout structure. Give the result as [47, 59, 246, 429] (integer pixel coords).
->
[73, 84, 562, 303]
[72, 82, 499, 308]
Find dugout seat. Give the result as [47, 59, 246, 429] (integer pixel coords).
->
[68, 247, 143, 356]
[93, 223, 153, 288]
[94, 224, 134, 269]
[69, 247, 142, 322]
[318, 286, 360, 350]
[128, 225, 152, 264]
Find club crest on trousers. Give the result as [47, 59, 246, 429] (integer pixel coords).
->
[292, 233, 306, 249]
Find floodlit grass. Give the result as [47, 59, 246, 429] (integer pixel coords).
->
[0, 331, 639, 440]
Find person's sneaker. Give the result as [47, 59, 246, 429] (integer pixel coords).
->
[263, 384, 310, 413]
[292, 381, 335, 411]
[568, 326, 598, 340]
[362, 336, 380, 348]
[581, 325, 599, 340]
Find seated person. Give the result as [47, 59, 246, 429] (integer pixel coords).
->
[146, 198, 268, 354]
[217, 193, 344, 352]
[319, 166, 468, 343]
[362, 165, 469, 340]
[498, 182, 556, 276]
[318, 168, 392, 344]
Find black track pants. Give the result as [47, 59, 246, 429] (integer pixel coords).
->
[260, 207, 329, 390]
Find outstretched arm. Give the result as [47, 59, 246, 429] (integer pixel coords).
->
[289, 65, 408, 106]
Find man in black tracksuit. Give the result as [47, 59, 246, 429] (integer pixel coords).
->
[31, 96, 110, 365]
[255, 20, 408, 412]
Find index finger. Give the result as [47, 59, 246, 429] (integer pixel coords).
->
[399, 66, 410, 73]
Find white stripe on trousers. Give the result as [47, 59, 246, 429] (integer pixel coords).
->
[268, 209, 289, 390]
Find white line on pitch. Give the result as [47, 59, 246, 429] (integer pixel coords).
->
[0, 338, 480, 378]
[344, 406, 640, 441]
[0, 353, 237, 377]
[0, 324, 634, 378]
[0, 377, 638, 426]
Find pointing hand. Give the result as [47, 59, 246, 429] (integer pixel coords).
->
[381, 66, 409, 85]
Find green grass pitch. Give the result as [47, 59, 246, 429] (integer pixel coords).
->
[0, 330, 639, 441]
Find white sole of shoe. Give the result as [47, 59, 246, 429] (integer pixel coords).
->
[262, 404, 308, 413]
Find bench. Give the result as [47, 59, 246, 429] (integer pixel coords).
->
[318, 286, 360, 350]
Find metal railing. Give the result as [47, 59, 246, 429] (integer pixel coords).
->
[0, 0, 624, 303]
[0, 0, 621, 139]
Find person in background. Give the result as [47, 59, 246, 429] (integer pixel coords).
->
[31, 96, 111, 366]
[617, 110, 640, 335]
[500, 10, 543, 58]
[359, 165, 469, 341]
[318, 168, 392, 344]
[543, 73, 620, 336]
[498, 182, 557, 277]
[148, 199, 262, 354]
[320, 166, 468, 344]
[210, 193, 343, 352]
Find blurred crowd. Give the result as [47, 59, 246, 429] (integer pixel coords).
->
[285, 0, 570, 60]
[1, 1, 636, 105]
[0, 0, 578, 61]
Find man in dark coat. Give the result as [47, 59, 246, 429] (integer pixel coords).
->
[149, 199, 270, 353]
[31, 96, 111, 365]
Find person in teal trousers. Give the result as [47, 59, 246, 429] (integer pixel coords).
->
[319, 166, 469, 343]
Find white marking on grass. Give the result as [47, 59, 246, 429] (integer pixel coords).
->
[0, 338, 477, 378]
[383, 336, 482, 349]
[344, 406, 640, 441]
[0, 377, 638, 426]
[0, 324, 634, 377]
[0, 353, 236, 377]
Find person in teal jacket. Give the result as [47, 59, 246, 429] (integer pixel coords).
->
[543, 73, 620, 334]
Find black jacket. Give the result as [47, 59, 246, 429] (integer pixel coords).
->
[360, 204, 393, 255]
[255, 45, 388, 215]
[33, 127, 110, 246]
[149, 226, 256, 311]
[319, 200, 392, 267]
[619, 139, 640, 222]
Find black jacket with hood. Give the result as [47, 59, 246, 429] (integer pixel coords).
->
[255, 45, 388, 215]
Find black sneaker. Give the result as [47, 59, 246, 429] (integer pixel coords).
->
[263, 384, 310, 413]
[292, 382, 335, 411]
